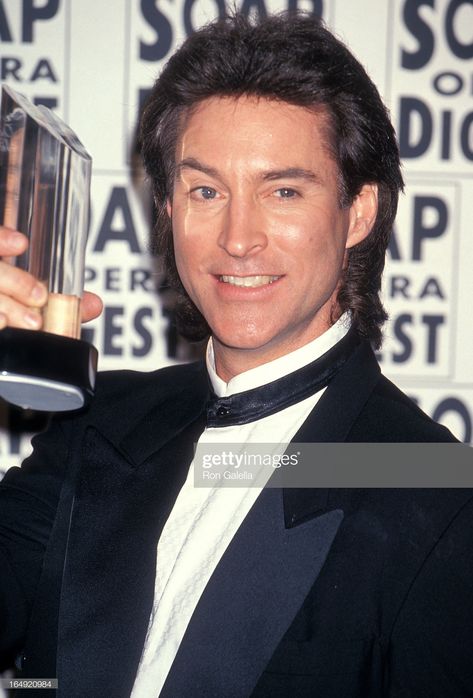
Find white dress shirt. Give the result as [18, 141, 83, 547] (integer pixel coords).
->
[131, 314, 350, 697]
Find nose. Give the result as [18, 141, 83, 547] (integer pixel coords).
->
[217, 198, 267, 258]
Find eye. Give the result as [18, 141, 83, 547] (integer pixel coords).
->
[192, 186, 218, 200]
[274, 187, 298, 198]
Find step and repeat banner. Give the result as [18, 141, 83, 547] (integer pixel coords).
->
[0, 0, 472, 475]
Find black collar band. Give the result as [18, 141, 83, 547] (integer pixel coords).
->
[205, 327, 360, 427]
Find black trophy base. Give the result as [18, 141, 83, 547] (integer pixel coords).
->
[0, 327, 98, 412]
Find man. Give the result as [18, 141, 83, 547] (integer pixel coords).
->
[0, 12, 472, 698]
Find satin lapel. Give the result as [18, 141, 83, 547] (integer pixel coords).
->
[160, 488, 343, 698]
[283, 341, 381, 527]
[56, 412, 206, 698]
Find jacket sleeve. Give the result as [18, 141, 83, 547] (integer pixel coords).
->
[0, 416, 73, 670]
[387, 494, 473, 697]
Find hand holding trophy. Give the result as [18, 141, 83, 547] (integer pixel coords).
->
[0, 230, 102, 331]
[0, 85, 99, 412]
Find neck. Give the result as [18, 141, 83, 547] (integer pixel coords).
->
[212, 322, 338, 383]
[205, 323, 360, 427]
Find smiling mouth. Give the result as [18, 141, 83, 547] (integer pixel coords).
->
[219, 275, 281, 288]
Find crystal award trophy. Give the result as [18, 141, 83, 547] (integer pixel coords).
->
[0, 84, 97, 411]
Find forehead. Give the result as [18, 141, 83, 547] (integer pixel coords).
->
[174, 95, 336, 173]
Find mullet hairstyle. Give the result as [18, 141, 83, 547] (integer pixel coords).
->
[140, 12, 403, 348]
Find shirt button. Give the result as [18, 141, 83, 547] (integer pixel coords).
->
[216, 406, 231, 417]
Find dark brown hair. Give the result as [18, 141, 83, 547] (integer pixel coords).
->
[140, 12, 403, 348]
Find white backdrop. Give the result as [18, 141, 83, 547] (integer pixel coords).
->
[0, 0, 472, 475]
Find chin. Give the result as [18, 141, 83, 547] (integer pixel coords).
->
[211, 325, 275, 352]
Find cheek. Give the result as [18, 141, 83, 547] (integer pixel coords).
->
[172, 225, 192, 284]
[311, 213, 350, 266]
[173, 202, 216, 246]
[274, 218, 339, 266]
[172, 228, 208, 304]
[174, 242, 193, 289]
[172, 206, 193, 262]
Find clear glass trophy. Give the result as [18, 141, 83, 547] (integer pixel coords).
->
[0, 84, 97, 411]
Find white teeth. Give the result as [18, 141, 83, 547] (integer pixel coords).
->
[220, 275, 280, 287]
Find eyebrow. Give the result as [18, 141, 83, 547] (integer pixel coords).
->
[262, 167, 322, 184]
[176, 159, 322, 185]
[176, 158, 219, 179]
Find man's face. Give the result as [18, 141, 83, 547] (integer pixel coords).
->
[169, 96, 376, 379]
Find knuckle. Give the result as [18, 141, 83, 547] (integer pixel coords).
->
[0, 264, 36, 299]
[0, 296, 40, 329]
[0, 296, 15, 324]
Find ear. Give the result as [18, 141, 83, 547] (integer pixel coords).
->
[345, 184, 378, 250]
[166, 198, 172, 218]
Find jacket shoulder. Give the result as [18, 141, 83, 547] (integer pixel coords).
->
[94, 361, 206, 401]
[54, 360, 208, 435]
[91, 360, 206, 408]
[349, 375, 457, 442]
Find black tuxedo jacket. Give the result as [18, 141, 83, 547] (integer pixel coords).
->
[1, 340, 472, 698]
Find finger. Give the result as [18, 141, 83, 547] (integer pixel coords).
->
[0, 228, 28, 257]
[81, 291, 103, 323]
[0, 295, 43, 330]
[0, 260, 48, 308]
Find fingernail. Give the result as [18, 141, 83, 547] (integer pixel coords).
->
[24, 311, 42, 329]
[8, 232, 26, 250]
[31, 283, 47, 302]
